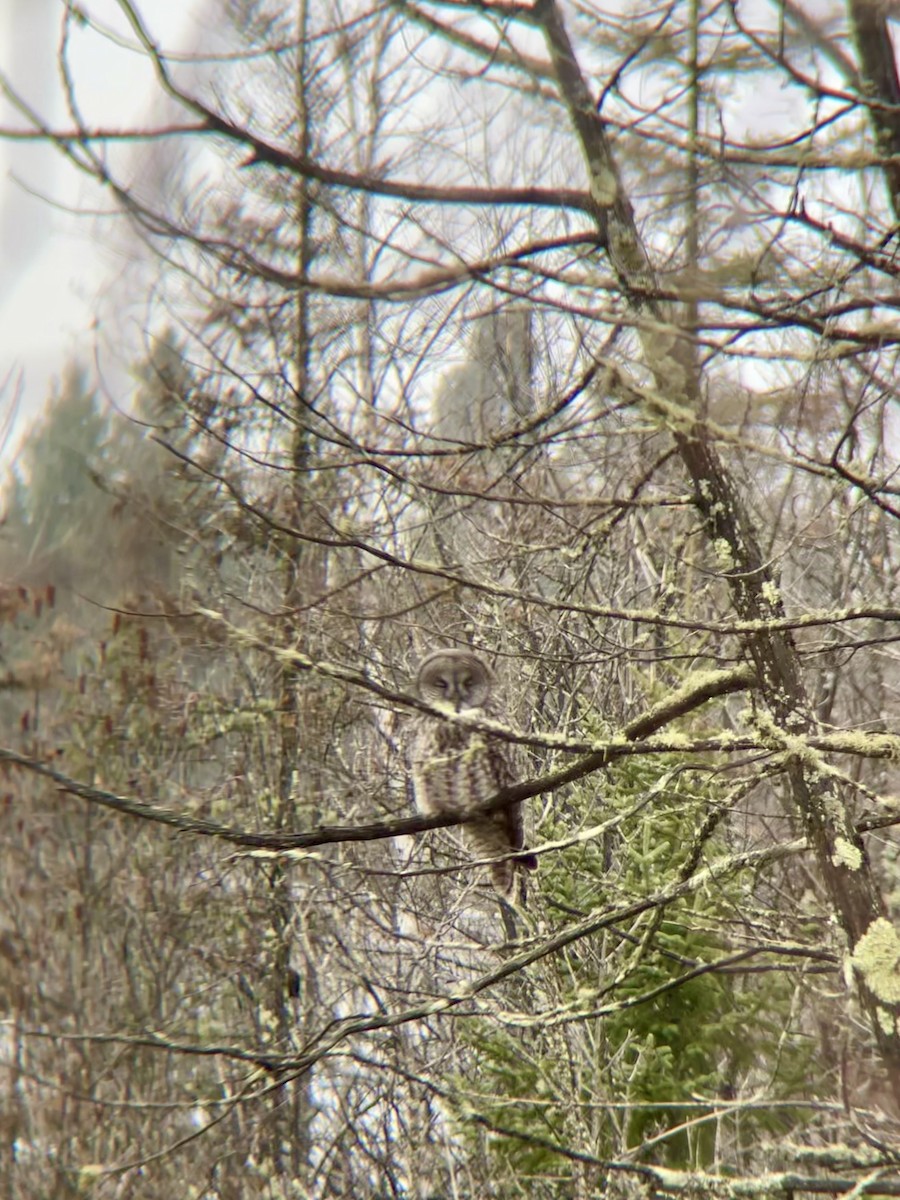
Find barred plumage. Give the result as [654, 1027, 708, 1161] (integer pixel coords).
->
[408, 649, 537, 898]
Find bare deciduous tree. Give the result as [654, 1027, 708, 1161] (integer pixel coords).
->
[2, 0, 900, 1196]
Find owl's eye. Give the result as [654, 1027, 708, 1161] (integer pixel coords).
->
[460, 676, 472, 690]
[435, 678, 449, 690]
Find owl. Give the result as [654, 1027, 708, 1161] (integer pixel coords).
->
[408, 648, 538, 899]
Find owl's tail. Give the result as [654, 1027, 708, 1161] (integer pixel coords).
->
[490, 861, 515, 898]
[491, 851, 538, 900]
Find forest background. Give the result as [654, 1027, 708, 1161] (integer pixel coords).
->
[1, 0, 900, 1197]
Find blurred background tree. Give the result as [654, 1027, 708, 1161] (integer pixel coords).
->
[1, 0, 899, 1196]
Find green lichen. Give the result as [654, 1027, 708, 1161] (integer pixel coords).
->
[851, 917, 900, 1005]
[646, 731, 690, 748]
[831, 837, 862, 871]
[589, 161, 618, 206]
[713, 538, 734, 571]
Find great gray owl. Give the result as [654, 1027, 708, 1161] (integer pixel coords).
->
[409, 649, 538, 898]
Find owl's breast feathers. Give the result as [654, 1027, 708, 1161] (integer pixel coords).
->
[410, 709, 537, 898]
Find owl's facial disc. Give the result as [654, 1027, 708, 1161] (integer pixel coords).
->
[416, 650, 493, 711]
[452, 669, 484, 711]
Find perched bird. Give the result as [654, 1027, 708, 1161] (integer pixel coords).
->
[408, 648, 537, 899]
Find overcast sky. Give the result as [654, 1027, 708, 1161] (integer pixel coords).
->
[0, 0, 200, 466]
[2, 0, 891, 473]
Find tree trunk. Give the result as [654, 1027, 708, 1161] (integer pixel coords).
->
[537, 0, 900, 1106]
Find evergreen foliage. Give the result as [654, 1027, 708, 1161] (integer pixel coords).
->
[454, 751, 822, 1190]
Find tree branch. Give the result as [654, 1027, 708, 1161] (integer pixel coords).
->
[537, 0, 900, 1104]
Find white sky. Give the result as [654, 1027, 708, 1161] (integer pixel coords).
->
[2, 0, 896, 469]
[0, 0, 201, 467]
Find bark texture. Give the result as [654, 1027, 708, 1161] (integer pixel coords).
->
[536, 0, 900, 1104]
